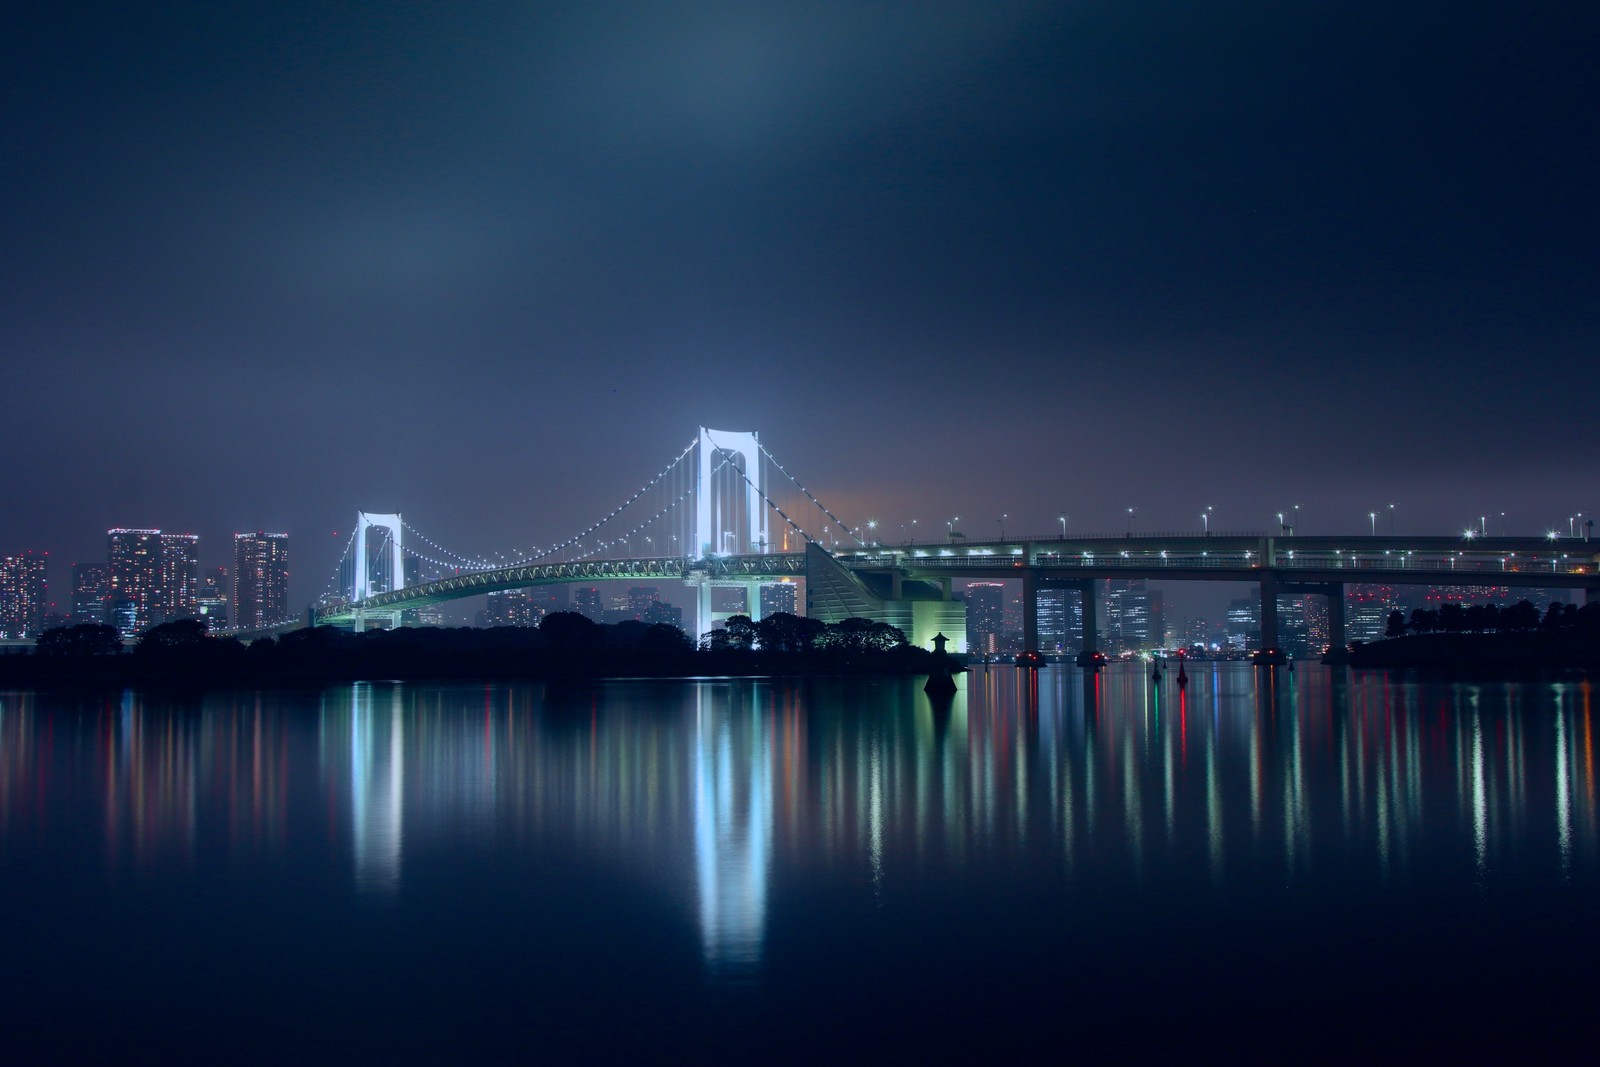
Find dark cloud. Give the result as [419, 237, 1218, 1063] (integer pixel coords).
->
[2, 2, 1596, 611]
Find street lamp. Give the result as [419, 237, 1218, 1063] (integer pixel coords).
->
[1127, 507, 1136, 535]
[999, 513, 1008, 541]
[1388, 503, 1396, 534]
[1058, 513, 1067, 539]
[1369, 511, 1377, 536]
[1202, 505, 1213, 535]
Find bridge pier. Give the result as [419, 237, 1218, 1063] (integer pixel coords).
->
[1325, 583, 1347, 662]
[1072, 579, 1100, 666]
[1020, 570, 1038, 652]
[1259, 570, 1280, 656]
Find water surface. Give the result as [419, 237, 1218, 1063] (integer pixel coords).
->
[2, 666, 1595, 1058]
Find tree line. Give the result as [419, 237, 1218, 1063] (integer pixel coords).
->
[1384, 600, 1600, 638]
[11, 611, 927, 683]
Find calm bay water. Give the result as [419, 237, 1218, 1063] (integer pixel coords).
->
[3, 665, 1597, 1059]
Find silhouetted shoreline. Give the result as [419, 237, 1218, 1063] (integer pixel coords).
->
[1349, 632, 1600, 671]
[0, 614, 941, 690]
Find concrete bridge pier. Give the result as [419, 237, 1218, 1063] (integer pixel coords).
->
[1325, 583, 1347, 662]
[1020, 570, 1038, 652]
[1071, 579, 1100, 666]
[1258, 570, 1280, 656]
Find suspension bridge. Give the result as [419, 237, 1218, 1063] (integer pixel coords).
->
[308, 426, 1600, 662]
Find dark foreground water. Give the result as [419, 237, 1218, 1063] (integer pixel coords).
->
[3, 665, 1598, 1060]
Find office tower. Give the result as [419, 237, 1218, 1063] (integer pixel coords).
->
[108, 529, 162, 636]
[158, 533, 200, 623]
[71, 562, 111, 625]
[0, 550, 48, 638]
[233, 533, 290, 630]
[643, 601, 684, 630]
[1225, 598, 1259, 650]
[197, 567, 229, 630]
[964, 582, 1005, 655]
[1104, 579, 1162, 651]
[481, 590, 538, 627]
[1278, 594, 1311, 657]
[573, 587, 603, 622]
[627, 586, 660, 620]
[760, 582, 798, 617]
[1037, 588, 1069, 653]
[1346, 586, 1396, 644]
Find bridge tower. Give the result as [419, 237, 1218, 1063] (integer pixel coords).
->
[693, 428, 771, 639]
[352, 512, 406, 631]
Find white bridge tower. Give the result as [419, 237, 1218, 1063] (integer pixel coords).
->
[693, 428, 771, 639]
[352, 512, 406, 631]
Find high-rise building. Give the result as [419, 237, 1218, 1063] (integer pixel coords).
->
[1105, 579, 1163, 651]
[1225, 598, 1258, 650]
[233, 533, 290, 631]
[643, 601, 684, 630]
[158, 533, 200, 623]
[1346, 586, 1397, 645]
[964, 582, 1005, 655]
[0, 550, 48, 638]
[71, 562, 111, 626]
[108, 529, 162, 637]
[573, 587, 603, 622]
[1037, 588, 1071, 653]
[626, 587, 660, 619]
[760, 582, 798, 617]
[197, 567, 229, 630]
[480, 590, 540, 627]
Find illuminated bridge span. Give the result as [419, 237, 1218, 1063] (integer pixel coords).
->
[318, 427, 1600, 659]
[316, 553, 807, 624]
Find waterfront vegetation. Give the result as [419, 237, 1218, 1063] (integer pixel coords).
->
[2, 612, 934, 686]
[1349, 599, 1600, 669]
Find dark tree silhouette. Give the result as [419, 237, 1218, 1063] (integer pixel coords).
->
[1385, 610, 1407, 638]
[754, 612, 825, 654]
[540, 611, 603, 650]
[135, 618, 211, 655]
[35, 624, 122, 656]
[1502, 600, 1540, 631]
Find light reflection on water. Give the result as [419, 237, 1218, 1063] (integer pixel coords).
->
[1, 665, 1597, 983]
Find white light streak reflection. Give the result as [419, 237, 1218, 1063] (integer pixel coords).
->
[693, 688, 773, 972]
[350, 684, 405, 896]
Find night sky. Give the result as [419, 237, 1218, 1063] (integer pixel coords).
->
[4, 2, 1597, 612]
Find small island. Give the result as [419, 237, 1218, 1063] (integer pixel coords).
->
[0, 612, 944, 688]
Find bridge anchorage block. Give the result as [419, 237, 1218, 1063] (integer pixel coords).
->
[1252, 648, 1287, 666]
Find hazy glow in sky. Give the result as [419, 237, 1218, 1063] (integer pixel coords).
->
[2, 2, 1596, 609]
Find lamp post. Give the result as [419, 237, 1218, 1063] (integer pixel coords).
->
[1369, 511, 1377, 537]
[1127, 507, 1136, 535]
[1388, 503, 1396, 534]
[999, 514, 1008, 541]
[1059, 514, 1067, 539]
[1202, 505, 1213, 535]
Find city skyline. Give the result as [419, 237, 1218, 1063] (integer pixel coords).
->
[3, 4, 1595, 615]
